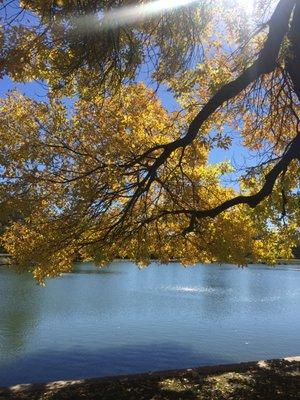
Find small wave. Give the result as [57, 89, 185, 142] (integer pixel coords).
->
[162, 286, 217, 294]
[286, 268, 300, 272]
[260, 296, 281, 303]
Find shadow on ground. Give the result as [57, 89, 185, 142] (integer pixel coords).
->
[0, 358, 299, 399]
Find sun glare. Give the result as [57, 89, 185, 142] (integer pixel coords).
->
[99, 0, 198, 28]
[238, 0, 254, 13]
[71, 0, 198, 33]
[74, 0, 255, 34]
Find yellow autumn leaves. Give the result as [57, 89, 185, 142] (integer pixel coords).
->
[0, 82, 296, 282]
[0, 0, 298, 281]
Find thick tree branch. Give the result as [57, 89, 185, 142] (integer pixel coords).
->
[131, 0, 296, 208]
[149, 0, 295, 163]
[286, 0, 300, 100]
[183, 132, 300, 232]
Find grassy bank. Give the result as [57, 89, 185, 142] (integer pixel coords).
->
[0, 357, 299, 400]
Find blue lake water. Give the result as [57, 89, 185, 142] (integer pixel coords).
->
[0, 261, 299, 386]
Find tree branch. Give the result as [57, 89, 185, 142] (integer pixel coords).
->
[184, 132, 300, 232]
[286, 0, 300, 100]
[132, 0, 296, 207]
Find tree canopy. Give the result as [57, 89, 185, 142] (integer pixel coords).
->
[0, 0, 299, 282]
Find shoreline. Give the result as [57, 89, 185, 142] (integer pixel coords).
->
[2, 256, 300, 267]
[1, 356, 299, 399]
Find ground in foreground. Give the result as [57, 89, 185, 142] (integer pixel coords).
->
[0, 358, 299, 399]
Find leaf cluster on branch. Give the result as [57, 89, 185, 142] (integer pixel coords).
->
[0, 0, 299, 281]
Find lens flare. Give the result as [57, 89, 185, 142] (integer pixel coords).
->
[100, 0, 198, 26]
[238, 0, 254, 13]
[72, 0, 198, 33]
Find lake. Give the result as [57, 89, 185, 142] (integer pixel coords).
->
[0, 261, 299, 386]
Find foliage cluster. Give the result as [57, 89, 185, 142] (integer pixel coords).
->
[0, 0, 299, 281]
